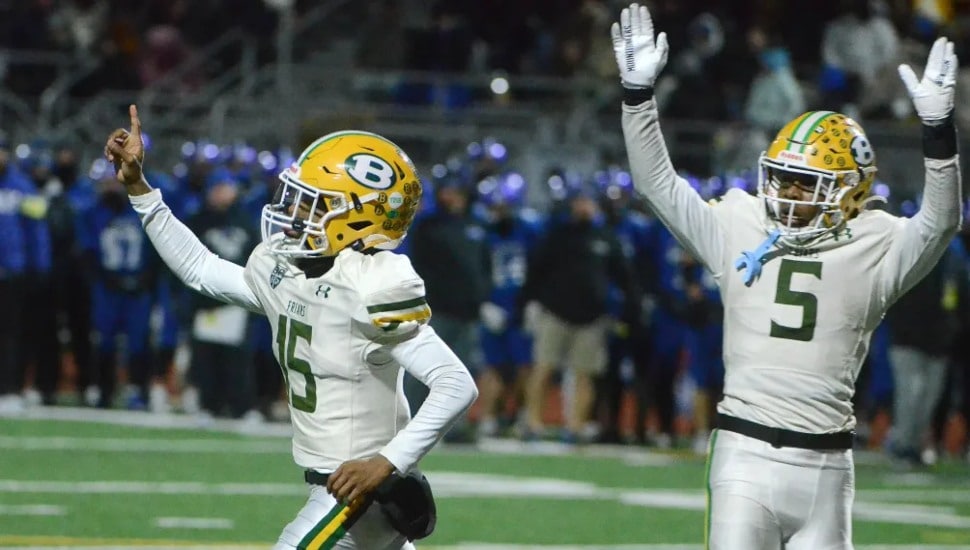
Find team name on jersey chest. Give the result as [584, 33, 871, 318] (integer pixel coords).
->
[286, 300, 308, 318]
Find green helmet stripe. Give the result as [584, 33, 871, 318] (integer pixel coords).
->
[296, 131, 387, 165]
[787, 111, 836, 153]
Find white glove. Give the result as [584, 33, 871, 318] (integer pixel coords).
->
[610, 3, 669, 89]
[479, 302, 508, 333]
[898, 36, 958, 124]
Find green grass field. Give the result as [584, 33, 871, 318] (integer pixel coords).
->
[0, 409, 968, 549]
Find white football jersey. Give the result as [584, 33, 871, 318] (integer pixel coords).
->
[243, 236, 432, 471]
[623, 101, 961, 433]
[131, 189, 475, 476]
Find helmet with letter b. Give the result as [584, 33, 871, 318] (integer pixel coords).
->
[261, 131, 423, 257]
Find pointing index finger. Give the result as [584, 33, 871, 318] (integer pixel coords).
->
[129, 104, 141, 138]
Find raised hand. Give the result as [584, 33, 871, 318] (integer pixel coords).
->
[104, 104, 146, 188]
[898, 37, 958, 124]
[610, 3, 669, 89]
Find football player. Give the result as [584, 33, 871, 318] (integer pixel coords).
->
[78, 168, 158, 409]
[105, 107, 478, 550]
[611, 4, 961, 548]
[475, 171, 544, 438]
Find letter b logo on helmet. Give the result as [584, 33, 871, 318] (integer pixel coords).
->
[346, 154, 396, 189]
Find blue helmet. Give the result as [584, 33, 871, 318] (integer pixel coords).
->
[478, 171, 527, 208]
[593, 166, 634, 201]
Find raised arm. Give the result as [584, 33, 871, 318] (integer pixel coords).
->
[105, 105, 262, 313]
[879, 38, 963, 305]
[611, 3, 726, 275]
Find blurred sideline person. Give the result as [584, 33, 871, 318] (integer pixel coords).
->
[611, 4, 960, 547]
[407, 170, 490, 442]
[184, 170, 260, 421]
[885, 238, 964, 466]
[475, 172, 543, 438]
[0, 139, 50, 414]
[78, 171, 157, 409]
[105, 106, 477, 549]
[519, 183, 639, 443]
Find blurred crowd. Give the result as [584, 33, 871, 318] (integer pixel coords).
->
[0, 0, 284, 99]
[4, 1, 970, 124]
[1, 131, 970, 470]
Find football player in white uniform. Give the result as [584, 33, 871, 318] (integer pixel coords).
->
[104, 108, 478, 550]
[611, 4, 960, 549]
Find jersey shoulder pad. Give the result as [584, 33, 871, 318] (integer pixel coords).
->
[348, 250, 431, 334]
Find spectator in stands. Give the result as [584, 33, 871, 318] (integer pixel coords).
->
[355, 0, 407, 70]
[48, 0, 109, 56]
[743, 45, 804, 135]
[657, 11, 728, 120]
[820, 0, 899, 118]
[138, 25, 198, 94]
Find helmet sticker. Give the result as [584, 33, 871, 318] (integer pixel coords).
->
[345, 154, 396, 189]
[777, 150, 806, 164]
[387, 192, 404, 210]
[849, 135, 874, 166]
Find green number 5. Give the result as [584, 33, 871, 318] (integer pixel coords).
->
[276, 315, 316, 413]
[770, 259, 822, 342]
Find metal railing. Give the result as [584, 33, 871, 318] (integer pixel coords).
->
[37, 57, 103, 133]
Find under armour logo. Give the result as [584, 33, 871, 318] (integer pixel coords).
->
[316, 285, 331, 298]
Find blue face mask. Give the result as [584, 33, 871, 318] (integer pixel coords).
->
[759, 48, 790, 71]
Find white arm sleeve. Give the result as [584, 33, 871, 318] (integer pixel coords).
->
[129, 189, 263, 313]
[379, 326, 478, 473]
[622, 99, 727, 276]
[878, 156, 962, 307]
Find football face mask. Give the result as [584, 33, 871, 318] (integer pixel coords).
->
[261, 131, 422, 258]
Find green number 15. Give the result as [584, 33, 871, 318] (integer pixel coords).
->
[276, 315, 317, 413]
[770, 259, 822, 342]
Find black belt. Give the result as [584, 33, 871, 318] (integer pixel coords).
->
[717, 414, 854, 450]
[305, 470, 331, 485]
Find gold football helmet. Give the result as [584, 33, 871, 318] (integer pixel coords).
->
[261, 131, 423, 257]
[758, 110, 878, 246]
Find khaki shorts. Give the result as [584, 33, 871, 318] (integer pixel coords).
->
[532, 306, 608, 375]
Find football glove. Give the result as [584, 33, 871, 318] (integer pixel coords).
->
[610, 3, 669, 89]
[898, 36, 958, 124]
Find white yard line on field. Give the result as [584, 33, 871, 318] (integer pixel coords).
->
[3, 407, 680, 464]
[0, 505, 64, 516]
[0, 436, 287, 454]
[8, 406, 292, 437]
[0, 480, 305, 496]
[154, 517, 234, 530]
[0, 474, 968, 529]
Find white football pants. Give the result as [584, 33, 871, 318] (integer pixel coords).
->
[273, 484, 416, 550]
[706, 429, 854, 550]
